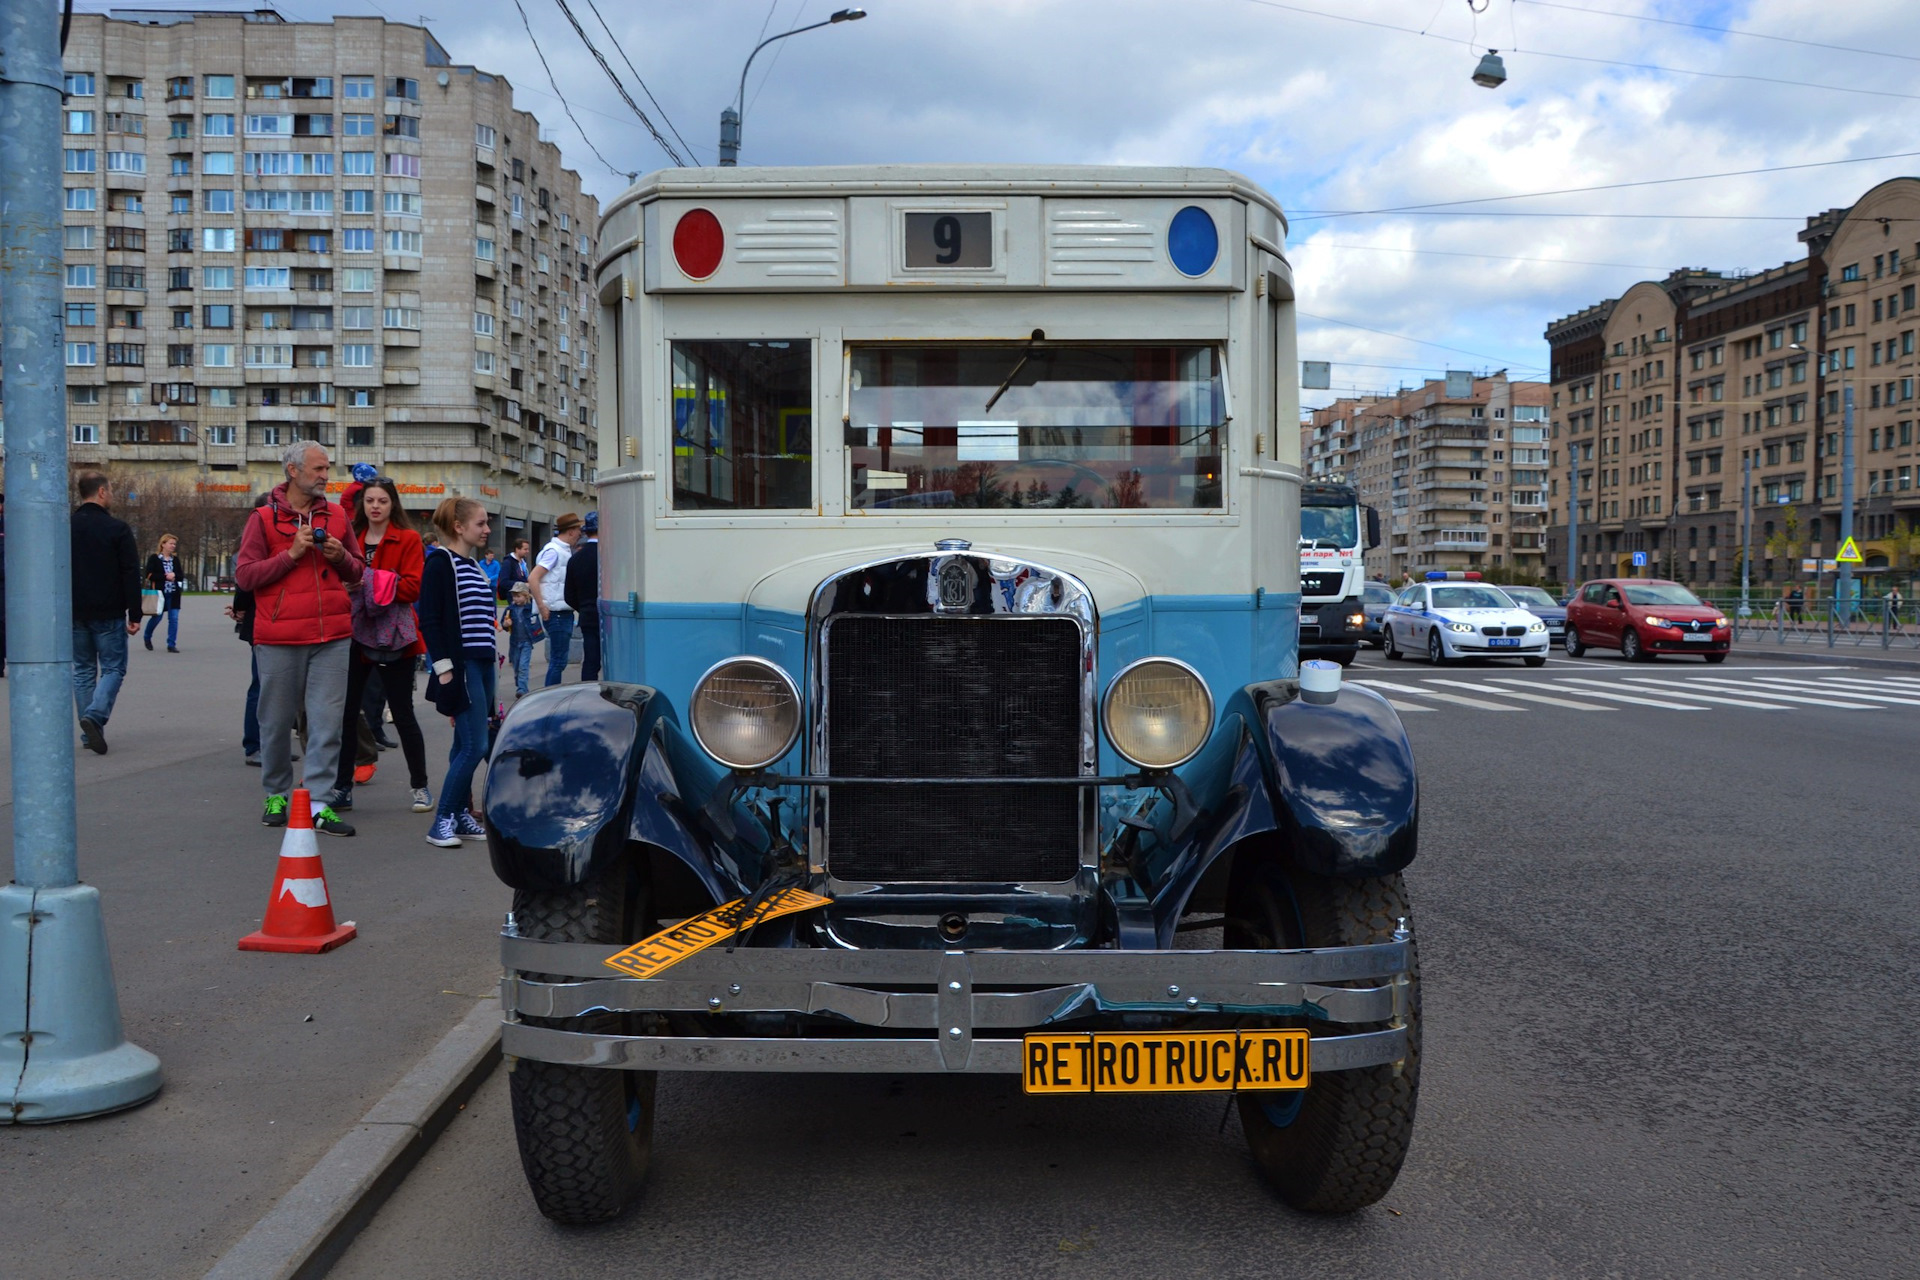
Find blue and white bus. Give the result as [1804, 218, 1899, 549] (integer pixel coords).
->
[487, 166, 1421, 1222]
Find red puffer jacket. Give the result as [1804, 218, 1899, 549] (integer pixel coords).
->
[233, 483, 364, 646]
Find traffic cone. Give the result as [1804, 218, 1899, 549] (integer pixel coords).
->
[238, 789, 357, 954]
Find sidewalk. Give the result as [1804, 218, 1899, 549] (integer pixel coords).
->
[2, 598, 553, 1279]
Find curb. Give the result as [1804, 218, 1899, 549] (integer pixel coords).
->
[1733, 643, 1920, 673]
[204, 997, 502, 1280]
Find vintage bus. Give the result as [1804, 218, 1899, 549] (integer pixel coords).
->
[487, 166, 1421, 1223]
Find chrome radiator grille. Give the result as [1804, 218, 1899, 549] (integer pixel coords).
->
[824, 615, 1082, 882]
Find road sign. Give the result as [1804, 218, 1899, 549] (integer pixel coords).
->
[1836, 537, 1865, 564]
[1301, 361, 1331, 390]
[1803, 558, 1838, 573]
[1631, 551, 1648, 567]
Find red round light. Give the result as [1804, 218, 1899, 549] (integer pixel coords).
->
[672, 208, 724, 280]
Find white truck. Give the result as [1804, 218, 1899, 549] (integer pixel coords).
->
[1298, 480, 1380, 666]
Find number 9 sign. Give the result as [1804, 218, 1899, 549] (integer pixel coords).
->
[904, 211, 992, 270]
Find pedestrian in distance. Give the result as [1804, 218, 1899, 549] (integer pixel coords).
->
[496, 537, 531, 605]
[481, 547, 501, 595]
[325, 477, 433, 816]
[505, 579, 541, 699]
[143, 533, 186, 652]
[527, 512, 583, 688]
[69, 470, 141, 755]
[1886, 583, 1904, 630]
[234, 440, 364, 837]
[227, 493, 272, 765]
[1785, 582, 1804, 623]
[418, 496, 498, 848]
[564, 511, 602, 682]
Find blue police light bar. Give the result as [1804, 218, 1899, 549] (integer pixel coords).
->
[1425, 570, 1483, 581]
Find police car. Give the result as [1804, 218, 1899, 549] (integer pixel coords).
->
[1382, 571, 1550, 666]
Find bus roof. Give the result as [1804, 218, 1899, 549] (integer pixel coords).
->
[604, 164, 1288, 230]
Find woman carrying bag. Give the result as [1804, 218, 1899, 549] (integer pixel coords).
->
[417, 496, 497, 848]
[143, 533, 185, 652]
[325, 478, 433, 815]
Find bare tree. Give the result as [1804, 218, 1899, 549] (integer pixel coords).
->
[113, 471, 255, 587]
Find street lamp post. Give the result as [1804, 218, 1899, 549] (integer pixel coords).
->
[1739, 451, 1752, 618]
[717, 7, 866, 167]
[1837, 382, 1857, 619]
[1566, 456, 1580, 588]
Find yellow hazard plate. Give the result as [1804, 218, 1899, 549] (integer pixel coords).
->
[1022, 1030, 1310, 1094]
[603, 887, 831, 979]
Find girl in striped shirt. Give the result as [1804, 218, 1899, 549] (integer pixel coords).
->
[418, 497, 498, 847]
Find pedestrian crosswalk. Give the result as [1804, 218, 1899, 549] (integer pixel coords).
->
[1349, 666, 1920, 715]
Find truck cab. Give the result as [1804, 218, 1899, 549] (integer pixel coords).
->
[1297, 480, 1381, 665]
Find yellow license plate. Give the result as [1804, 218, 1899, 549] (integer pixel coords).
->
[602, 887, 832, 980]
[1022, 1030, 1310, 1094]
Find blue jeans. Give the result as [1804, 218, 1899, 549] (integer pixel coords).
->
[72, 620, 130, 726]
[242, 650, 261, 754]
[507, 603, 535, 696]
[438, 657, 496, 819]
[143, 607, 179, 648]
[542, 610, 574, 687]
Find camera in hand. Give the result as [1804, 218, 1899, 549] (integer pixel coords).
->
[312, 526, 329, 543]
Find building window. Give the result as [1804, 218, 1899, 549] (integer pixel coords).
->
[66, 110, 95, 133]
[383, 229, 422, 256]
[244, 267, 291, 290]
[474, 312, 494, 337]
[1842, 263, 1861, 282]
[382, 307, 421, 329]
[65, 342, 96, 366]
[203, 305, 233, 328]
[64, 225, 94, 250]
[204, 74, 235, 98]
[105, 343, 143, 366]
[475, 238, 495, 261]
[382, 114, 419, 139]
[341, 344, 375, 367]
[203, 113, 234, 136]
[343, 151, 376, 175]
[343, 76, 375, 99]
[203, 189, 234, 213]
[342, 228, 375, 253]
[202, 227, 235, 252]
[347, 425, 375, 447]
[63, 149, 95, 173]
[245, 344, 292, 368]
[207, 425, 236, 446]
[341, 268, 376, 292]
[65, 73, 95, 96]
[245, 114, 293, 135]
[348, 389, 376, 407]
[202, 266, 234, 289]
[342, 306, 373, 329]
[202, 343, 234, 367]
[202, 152, 235, 175]
[475, 124, 496, 148]
[385, 153, 421, 178]
[66, 303, 96, 325]
[386, 77, 419, 100]
[343, 189, 372, 212]
[475, 351, 496, 374]
[383, 192, 422, 217]
[65, 187, 96, 211]
[342, 113, 375, 136]
[72, 423, 99, 445]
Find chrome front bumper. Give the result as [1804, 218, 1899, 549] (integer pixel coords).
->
[499, 933, 1412, 1075]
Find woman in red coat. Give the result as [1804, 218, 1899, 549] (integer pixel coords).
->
[326, 477, 432, 813]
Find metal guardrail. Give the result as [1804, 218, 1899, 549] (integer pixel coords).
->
[1727, 598, 1920, 650]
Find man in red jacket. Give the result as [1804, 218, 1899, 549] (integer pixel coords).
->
[234, 440, 364, 835]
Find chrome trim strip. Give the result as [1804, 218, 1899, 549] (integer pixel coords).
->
[501, 1023, 1409, 1075]
[501, 935, 1409, 984]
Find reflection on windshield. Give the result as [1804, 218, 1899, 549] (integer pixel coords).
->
[1623, 583, 1703, 606]
[848, 345, 1223, 510]
[1300, 504, 1359, 547]
[1432, 586, 1515, 609]
[1504, 587, 1557, 608]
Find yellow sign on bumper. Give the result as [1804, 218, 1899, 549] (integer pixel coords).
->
[603, 888, 831, 980]
[1022, 1030, 1310, 1094]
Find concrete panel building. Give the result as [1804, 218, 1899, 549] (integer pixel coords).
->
[27, 7, 600, 553]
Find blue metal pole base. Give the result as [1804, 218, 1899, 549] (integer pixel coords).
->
[0, 883, 163, 1123]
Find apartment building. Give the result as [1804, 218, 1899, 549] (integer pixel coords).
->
[39, 8, 599, 549]
[1546, 178, 1920, 593]
[1301, 373, 1550, 583]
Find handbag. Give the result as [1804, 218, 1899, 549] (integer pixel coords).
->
[351, 565, 418, 656]
[140, 588, 164, 617]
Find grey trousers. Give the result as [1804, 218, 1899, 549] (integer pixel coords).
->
[255, 638, 351, 800]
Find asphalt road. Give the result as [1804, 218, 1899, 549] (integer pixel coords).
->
[335, 648, 1920, 1279]
[2, 597, 532, 1280]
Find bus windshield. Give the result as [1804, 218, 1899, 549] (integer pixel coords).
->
[847, 344, 1224, 510]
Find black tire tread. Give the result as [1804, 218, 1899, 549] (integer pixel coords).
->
[1235, 869, 1421, 1214]
[509, 880, 653, 1225]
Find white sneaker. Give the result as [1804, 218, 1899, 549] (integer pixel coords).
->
[425, 815, 462, 848]
[410, 787, 433, 813]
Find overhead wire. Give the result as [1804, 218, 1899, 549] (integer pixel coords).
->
[747, 0, 809, 118]
[1240, 0, 1920, 104]
[509, 0, 627, 182]
[549, 0, 688, 166]
[1298, 310, 1547, 373]
[1515, 0, 1920, 65]
[1300, 241, 1669, 271]
[581, 0, 702, 165]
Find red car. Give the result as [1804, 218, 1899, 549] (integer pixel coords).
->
[1563, 578, 1731, 662]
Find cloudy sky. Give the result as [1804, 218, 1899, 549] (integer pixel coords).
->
[154, 0, 1920, 407]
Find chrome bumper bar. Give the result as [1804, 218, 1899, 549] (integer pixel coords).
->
[499, 934, 1412, 1076]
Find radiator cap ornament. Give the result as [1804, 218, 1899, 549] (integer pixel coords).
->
[934, 538, 972, 552]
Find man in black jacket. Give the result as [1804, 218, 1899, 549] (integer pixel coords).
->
[562, 512, 601, 681]
[70, 470, 141, 754]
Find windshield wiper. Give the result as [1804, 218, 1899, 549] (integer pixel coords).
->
[1298, 537, 1345, 550]
[983, 328, 1045, 413]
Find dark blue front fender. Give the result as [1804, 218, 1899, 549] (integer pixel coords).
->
[484, 682, 766, 906]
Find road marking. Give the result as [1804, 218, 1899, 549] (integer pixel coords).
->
[1609, 679, 1797, 710]
[1516, 678, 1708, 710]
[1349, 680, 1523, 711]
[1424, 678, 1614, 710]
[1744, 679, 1920, 707]
[1806, 675, 1920, 700]
[1674, 677, 1880, 709]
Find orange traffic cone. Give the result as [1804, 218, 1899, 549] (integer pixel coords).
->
[238, 789, 357, 954]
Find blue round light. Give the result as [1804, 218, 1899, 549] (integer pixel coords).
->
[1167, 206, 1218, 277]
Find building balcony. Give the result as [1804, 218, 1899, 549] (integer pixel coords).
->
[382, 367, 421, 386]
[475, 181, 495, 204]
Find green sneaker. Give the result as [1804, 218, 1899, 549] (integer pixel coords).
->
[263, 795, 289, 827]
[313, 806, 356, 837]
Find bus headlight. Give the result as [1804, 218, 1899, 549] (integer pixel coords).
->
[1103, 658, 1213, 770]
[690, 657, 801, 770]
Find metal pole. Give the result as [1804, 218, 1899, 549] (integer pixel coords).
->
[1738, 452, 1752, 617]
[1566, 457, 1578, 587]
[1837, 383, 1856, 620]
[0, 0, 161, 1122]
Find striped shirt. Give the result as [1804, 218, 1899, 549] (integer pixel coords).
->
[450, 551, 496, 653]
